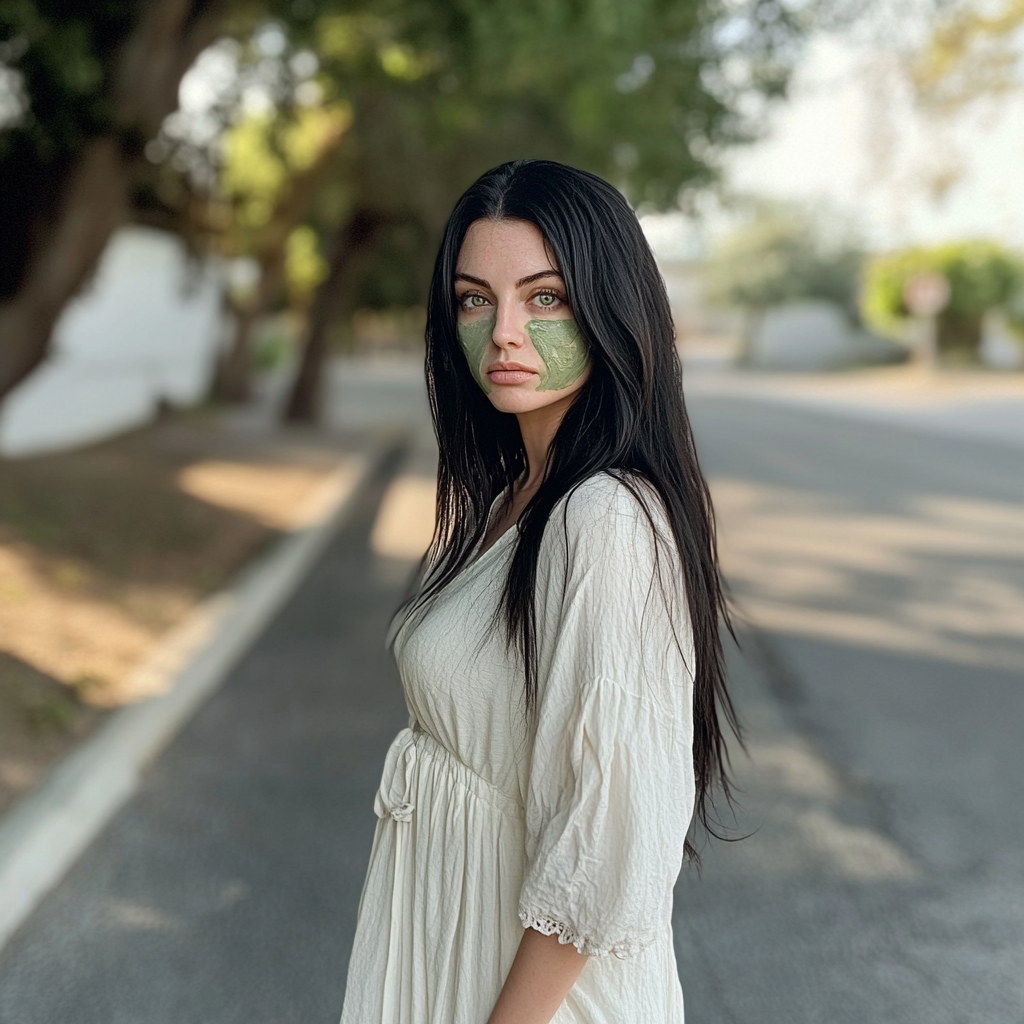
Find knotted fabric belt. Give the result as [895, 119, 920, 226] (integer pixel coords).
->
[374, 726, 418, 823]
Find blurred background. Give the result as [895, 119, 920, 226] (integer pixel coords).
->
[0, 0, 1022, 1021]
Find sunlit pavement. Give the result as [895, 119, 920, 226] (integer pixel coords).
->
[0, 358, 1021, 1022]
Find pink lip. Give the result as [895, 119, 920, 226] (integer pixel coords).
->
[486, 361, 539, 385]
[486, 361, 534, 373]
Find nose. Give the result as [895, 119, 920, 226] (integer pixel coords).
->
[491, 301, 526, 350]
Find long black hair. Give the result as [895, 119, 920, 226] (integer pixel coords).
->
[410, 158, 737, 859]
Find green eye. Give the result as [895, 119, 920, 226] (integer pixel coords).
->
[536, 294, 555, 306]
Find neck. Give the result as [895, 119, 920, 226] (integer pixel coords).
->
[515, 392, 577, 492]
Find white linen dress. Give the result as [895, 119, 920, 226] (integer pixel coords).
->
[340, 472, 696, 1024]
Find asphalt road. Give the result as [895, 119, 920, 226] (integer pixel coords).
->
[1, 369, 1021, 1023]
[675, 395, 1024, 1024]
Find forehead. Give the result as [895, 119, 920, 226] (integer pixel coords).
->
[455, 218, 559, 280]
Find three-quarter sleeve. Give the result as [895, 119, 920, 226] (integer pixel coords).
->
[517, 473, 696, 958]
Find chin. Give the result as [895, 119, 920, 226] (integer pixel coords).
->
[486, 389, 564, 415]
[481, 364, 591, 416]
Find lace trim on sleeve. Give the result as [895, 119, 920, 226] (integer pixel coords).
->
[517, 907, 647, 960]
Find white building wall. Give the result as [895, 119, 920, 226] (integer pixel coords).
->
[0, 226, 227, 457]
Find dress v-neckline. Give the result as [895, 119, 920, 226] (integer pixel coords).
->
[469, 490, 516, 568]
[470, 520, 516, 568]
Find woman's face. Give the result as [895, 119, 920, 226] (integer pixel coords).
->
[454, 218, 590, 416]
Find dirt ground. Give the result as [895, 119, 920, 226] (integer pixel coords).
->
[0, 409, 355, 815]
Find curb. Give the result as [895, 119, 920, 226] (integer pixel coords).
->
[0, 433, 402, 952]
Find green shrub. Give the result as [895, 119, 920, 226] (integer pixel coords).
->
[863, 241, 1024, 360]
[254, 331, 290, 370]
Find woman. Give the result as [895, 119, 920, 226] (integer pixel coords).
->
[340, 159, 736, 1024]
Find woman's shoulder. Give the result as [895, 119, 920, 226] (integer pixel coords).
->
[559, 470, 666, 528]
[538, 471, 687, 627]
[545, 470, 672, 561]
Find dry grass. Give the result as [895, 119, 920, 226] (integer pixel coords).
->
[0, 411, 352, 814]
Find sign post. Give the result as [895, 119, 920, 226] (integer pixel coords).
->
[903, 272, 951, 371]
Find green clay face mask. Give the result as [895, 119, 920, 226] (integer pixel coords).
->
[456, 316, 589, 394]
[457, 317, 495, 394]
[525, 318, 588, 392]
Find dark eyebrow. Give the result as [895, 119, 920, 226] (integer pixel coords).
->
[453, 270, 563, 290]
[515, 270, 562, 288]
[454, 272, 489, 287]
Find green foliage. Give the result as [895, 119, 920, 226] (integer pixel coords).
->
[702, 201, 863, 318]
[219, 101, 351, 243]
[2, 0, 814, 339]
[909, 0, 1024, 113]
[177, 0, 811, 321]
[354, 218, 433, 309]
[0, 0, 140, 297]
[1007, 284, 1024, 336]
[863, 240, 1024, 336]
[283, 224, 327, 304]
[309, 0, 807, 311]
[253, 327, 291, 368]
[0, 0, 138, 159]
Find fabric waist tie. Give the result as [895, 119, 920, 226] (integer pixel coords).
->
[374, 727, 418, 1023]
[374, 726, 523, 825]
[374, 727, 418, 823]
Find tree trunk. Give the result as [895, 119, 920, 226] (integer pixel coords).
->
[937, 311, 983, 363]
[284, 210, 387, 423]
[0, 0, 225, 404]
[215, 305, 259, 402]
[0, 139, 128, 399]
[213, 257, 282, 403]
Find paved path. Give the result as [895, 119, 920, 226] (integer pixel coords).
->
[2, 362, 1021, 1023]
